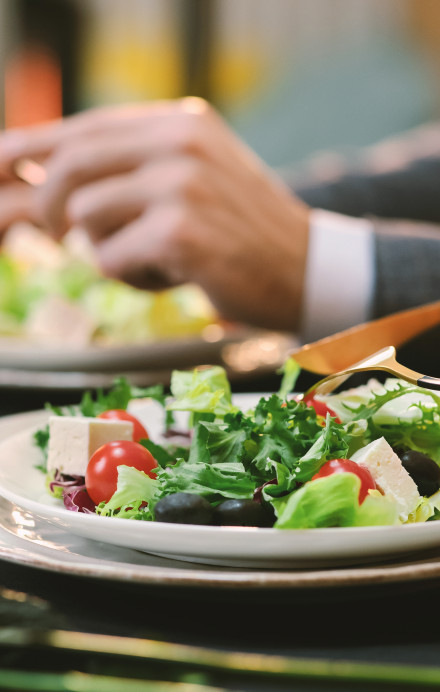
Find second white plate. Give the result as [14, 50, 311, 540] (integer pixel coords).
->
[0, 328, 295, 373]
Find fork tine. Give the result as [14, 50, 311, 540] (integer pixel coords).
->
[417, 376, 440, 391]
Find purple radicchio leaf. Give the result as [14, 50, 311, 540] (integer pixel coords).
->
[49, 470, 96, 513]
[49, 469, 84, 494]
[63, 487, 96, 513]
[253, 478, 277, 504]
[162, 428, 192, 440]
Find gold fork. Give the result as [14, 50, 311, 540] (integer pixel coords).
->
[305, 345, 440, 397]
[290, 300, 440, 397]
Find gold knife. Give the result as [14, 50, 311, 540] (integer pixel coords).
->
[291, 300, 440, 395]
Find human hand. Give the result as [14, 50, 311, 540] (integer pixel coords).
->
[0, 169, 36, 234]
[0, 99, 310, 330]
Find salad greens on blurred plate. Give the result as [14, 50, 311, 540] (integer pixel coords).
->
[0, 222, 217, 347]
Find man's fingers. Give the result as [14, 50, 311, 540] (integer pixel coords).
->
[0, 100, 198, 173]
[0, 170, 15, 183]
[66, 155, 218, 241]
[2, 98, 263, 238]
[66, 174, 150, 241]
[33, 131, 157, 235]
[94, 203, 194, 289]
[0, 182, 35, 232]
[0, 103, 158, 173]
[0, 121, 64, 174]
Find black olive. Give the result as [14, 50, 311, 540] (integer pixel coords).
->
[400, 450, 440, 497]
[154, 492, 214, 525]
[214, 499, 275, 527]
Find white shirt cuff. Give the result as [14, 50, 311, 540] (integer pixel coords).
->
[301, 209, 375, 343]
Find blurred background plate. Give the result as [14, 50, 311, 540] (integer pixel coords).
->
[0, 326, 295, 372]
[0, 329, 297, 397]
[0, 325, 297, 378]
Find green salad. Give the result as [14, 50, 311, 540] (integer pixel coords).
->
[0, 224, 217, 345]
[35, 362, 440, 529]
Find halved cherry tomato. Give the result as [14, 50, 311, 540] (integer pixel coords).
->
[297, 394, 341, 424]
[97, 409, 148, 442]
[85, 440, 157, 504]
[311, 458, 376, 504]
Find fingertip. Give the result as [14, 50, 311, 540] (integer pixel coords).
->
[0, 130, 28, 167]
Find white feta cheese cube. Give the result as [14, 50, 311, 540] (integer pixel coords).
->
[47, 415, 133, 477]
[351, 437, 420, 522]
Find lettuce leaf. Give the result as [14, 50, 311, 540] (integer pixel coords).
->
[354, 490, 400, 527]
[406, 496, 435, 523]
[273, 473, 398, 529]
[323, 379, 440, 462]
[155, 458, 255, 502]
[34, 425, 50, 472]
[251, 395, 329, 475]
[190, 416, 250, 466]
[0, 255, 27, 320]
[97, 465, 158, 519]
[277, 358, 301, 400]
[293, 415, 349, 482]
[78, 378, 167, 418]
[167, 366, 238, 420]
[81, 279, 154, 344]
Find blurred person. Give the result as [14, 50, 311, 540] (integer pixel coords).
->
[0, 97, 438, 342]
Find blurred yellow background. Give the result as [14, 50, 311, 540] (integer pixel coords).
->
[1, 0, 440, 170]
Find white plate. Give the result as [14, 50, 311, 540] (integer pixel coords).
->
[1, 398, 440, 569]
[0, 328, 295, 373]
[4, 495, 440, 589]
[0, 333, 229, 372]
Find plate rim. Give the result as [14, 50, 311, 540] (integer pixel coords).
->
[2, 495, 440, 590]
[0, 326, 291, 372]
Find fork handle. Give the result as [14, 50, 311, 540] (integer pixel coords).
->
[417, 375, 440, 391]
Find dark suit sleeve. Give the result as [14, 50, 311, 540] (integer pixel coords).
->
[282, 149, 440, 318]
[372, 220, 440, 318]
[292, 155, 440, 224]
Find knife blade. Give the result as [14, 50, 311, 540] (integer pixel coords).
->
[291, 300, 440, 375]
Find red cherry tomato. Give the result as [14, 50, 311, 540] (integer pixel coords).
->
[97, 409, 148, 442]
[311, 458, 376, 504]
[300, 394, 342, 424]
[85, 440, 158, 505]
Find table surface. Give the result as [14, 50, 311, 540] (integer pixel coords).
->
[1, 363, 440, 691]
[1, 557, 440, 691]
